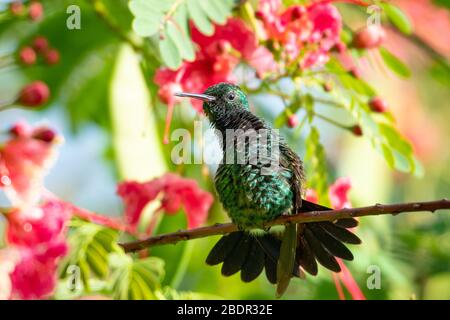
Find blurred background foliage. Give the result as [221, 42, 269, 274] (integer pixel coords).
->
[0, 0, 449, 300]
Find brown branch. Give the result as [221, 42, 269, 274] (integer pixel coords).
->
[119, 199, 450, 253]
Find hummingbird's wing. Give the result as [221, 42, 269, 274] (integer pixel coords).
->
[276, 223, 297, 298]
[275, 143, 304, 297]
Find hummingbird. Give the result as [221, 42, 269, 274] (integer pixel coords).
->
[175, 83, 361, 297]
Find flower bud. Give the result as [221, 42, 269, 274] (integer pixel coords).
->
[10, 1, 25, 16]
[18, 46, 37, 65]
[369, 96, 388, 113]
[353, 25, 386, 49]
[44, 49, 60, 65]
[323, 82, 333, 92]
[32, 36, 49, 53]
[18, 81, 50, 107]
[28, 1, 44, 21]
[287, 115, 299, 128]
[9, 122, 32, 137]
[349, 66, 361, 79]
[351, 125, 363, 137]
[334, 42, 346, 54]
[32, 127, 56, 143]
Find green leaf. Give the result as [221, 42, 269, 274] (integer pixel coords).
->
[303, 94, 314, 123]
[129, 0, 174, 13]
[429, 61, 450, 86]
[129, 0, 234, 68]
[166, 21, 195, 62]
[187, 0, 214, 35]
[132, 16, 162, 37]
[61, 221, 120, 288]
[381, 143, 395, 169]
[376, 122, 418, 174]
[273, 93, 302, 128]
[343, 98, 421, 176]
[433, 0, 450, 9]
[345, 75, 375, 96]
[110, 254, 165, 300]
[197, 0, 228, 25]
[379, 47, 411, 78]
[304, 127, 329, 204]
[159, 33, 182, 70]
[128, 0, 173, 37]
[381, 3, 413, 35]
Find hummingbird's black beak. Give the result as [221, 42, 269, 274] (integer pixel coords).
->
[175, 92, 216, 102]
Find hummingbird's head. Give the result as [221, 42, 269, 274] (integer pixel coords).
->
[175, 82, 249, 123]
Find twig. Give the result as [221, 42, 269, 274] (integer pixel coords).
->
[120, 199, 450, 253]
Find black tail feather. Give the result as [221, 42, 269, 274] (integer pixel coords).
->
[335, 218, 359, 228]
[205, 231, 243, 265]
[264, 254, 277, 284]
[304, 228, 341, 272]
[241, 239, 265, 282]
[205, 200, 361, 285]
[308, 223, 354, 261]
[221, 235, 252, 276]
[319, 221, 361, 244]
[296, 236, 318, 276]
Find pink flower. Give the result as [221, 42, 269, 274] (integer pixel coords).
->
[0, 122, 59, 209]
[2, 199, 71, 299]
[329, 177, 352, 209]
[256, 0, 342, 68]
[116, 180, 160, 228]
[6, 200, 72, 247]
[10, 241, 68, 300]
[117, 173, 214, 231]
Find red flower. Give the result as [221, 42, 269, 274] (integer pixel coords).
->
[328, 177, 352, 210]
[0, 122, 59, 209]
[117, 173, 214, 231]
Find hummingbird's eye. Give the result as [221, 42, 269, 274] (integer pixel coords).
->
[226, 92, 236, 101]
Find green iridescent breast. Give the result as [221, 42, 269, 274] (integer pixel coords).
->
[214, 162, 293, 230]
